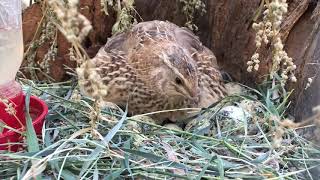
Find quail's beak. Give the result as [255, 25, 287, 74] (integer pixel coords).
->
[189, 88, 198, 98]
[185, 87, 199, 103]
[172, 82, 198, 102]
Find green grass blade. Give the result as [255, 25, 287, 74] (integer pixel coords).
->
[25, 87, 40, 152]
[78, 108, 128, 178]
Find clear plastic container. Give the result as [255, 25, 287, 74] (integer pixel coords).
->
[0, 0, 24, 130]
[0, 0, 24, 86]
[0, 1, 48, 152]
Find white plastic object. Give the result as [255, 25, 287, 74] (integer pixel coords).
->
[0, 0, 24, 86]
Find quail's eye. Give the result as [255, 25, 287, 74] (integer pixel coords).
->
[175, 77, 183, 85]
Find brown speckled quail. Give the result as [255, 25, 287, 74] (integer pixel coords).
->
[77, 20, 227, 124]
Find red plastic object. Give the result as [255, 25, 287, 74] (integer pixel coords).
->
[0, 81, 25, 131]
[0, 94, 48, 152]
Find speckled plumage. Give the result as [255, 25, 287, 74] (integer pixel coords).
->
[78, 20, 227, 123]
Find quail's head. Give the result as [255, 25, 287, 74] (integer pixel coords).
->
[148, 42, 199, 102]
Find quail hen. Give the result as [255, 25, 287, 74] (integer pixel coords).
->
[77, 20, 227, 123]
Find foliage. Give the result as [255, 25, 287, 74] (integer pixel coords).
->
[249, 0, 297, 86]
[179, 0, 206, 31]
[101, 0, 137, 35]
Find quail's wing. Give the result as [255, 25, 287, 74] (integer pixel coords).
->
[78, 42, 138, 104]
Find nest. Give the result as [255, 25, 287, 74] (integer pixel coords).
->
[0, 79, 319, 179]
